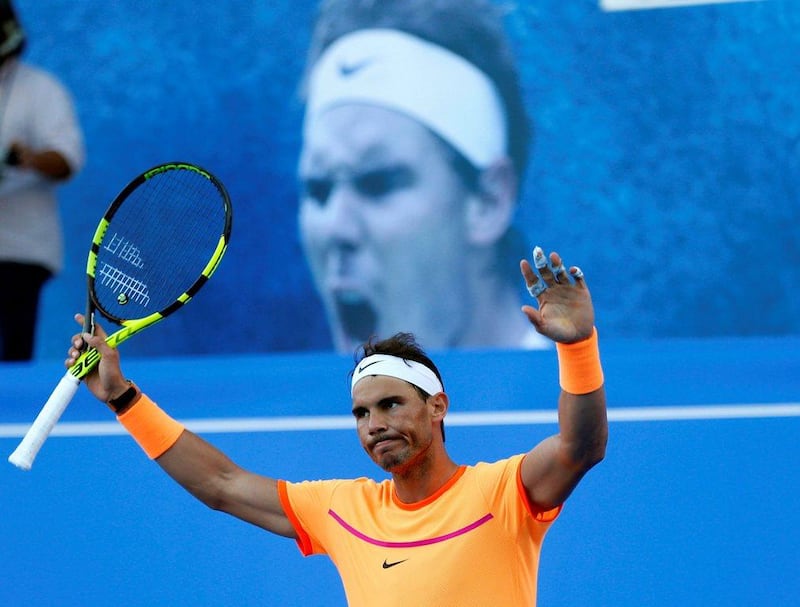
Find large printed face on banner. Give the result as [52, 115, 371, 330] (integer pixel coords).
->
[298, 103, 475, 353]
[296, 27, 549, 353]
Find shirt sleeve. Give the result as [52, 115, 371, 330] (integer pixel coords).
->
[474, 455, 561, 537]
[30, 69, 86, 172]
[277, 480, 315, 556]
[278, 478, 342, 557]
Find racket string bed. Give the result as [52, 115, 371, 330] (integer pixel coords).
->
[103, 232, 145, 268]
[95, 168, 228, 319]
[97, 262, 151, 307]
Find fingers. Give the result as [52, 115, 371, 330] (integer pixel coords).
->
[74, 313, 109, 339]
[66, 313, 112, 368]
[534, 247, 562, 287]
[549, 252, 568, 284]
[520, 246, 588, 304]
[520, 247, 549, 299]
[540, 253, 566, 289]
[521, 259, 548, 298]
[520, 246, 595, 342]
[520, 247, 560, 299]
[570, 265, 585, 284]
[520, 246, 584, 286]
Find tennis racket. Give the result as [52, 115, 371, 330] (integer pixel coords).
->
[8, 161, 232, 471]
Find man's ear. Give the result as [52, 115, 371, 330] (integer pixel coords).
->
[465, 157, 518, 246]
[429, 392, 449, 424]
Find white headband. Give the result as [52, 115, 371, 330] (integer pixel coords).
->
[351, 354, 443, 397]
[304, 28, 507, 169]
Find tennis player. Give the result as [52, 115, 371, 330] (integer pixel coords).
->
[67, 246, 607, 607]
[297, 0, 549, 353]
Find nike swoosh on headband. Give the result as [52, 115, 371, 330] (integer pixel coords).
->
[357, 359, 382, 373]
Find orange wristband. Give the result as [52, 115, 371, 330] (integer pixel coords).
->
[117, 393, 185, 459]
[555, 327, 604, 394]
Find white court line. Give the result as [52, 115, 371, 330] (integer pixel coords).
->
[0, 403, 798, 439]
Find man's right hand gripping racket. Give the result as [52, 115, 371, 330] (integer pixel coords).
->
[8, 162, 233, 470]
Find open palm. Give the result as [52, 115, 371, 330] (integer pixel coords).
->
[520, 247, 595, 344]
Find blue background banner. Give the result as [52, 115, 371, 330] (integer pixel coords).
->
[12, 0, 800, 358]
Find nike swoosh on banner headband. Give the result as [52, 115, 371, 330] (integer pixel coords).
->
[304, 28, 507, 169]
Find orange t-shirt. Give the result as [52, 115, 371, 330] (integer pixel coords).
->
[278, 454, 560, 607]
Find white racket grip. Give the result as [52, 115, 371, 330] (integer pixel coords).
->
[8, 372, 81, 471]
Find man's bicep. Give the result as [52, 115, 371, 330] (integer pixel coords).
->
[157, 431, 296, 538]
[520, 436, 588, 512]
[224, 472, 298, 538]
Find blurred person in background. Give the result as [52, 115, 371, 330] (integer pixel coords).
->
[0, 0, 85, 361]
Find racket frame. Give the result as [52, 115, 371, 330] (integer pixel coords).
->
[8, 161, 232, 470]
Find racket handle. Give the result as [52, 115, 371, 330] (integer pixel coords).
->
[8, 372, 81, 471]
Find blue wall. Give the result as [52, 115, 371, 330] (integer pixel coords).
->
[8, 0, 798, 359]
[1, 335, 799, 605]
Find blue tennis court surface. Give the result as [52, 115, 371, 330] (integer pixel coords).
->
[1, 335, 798, 606]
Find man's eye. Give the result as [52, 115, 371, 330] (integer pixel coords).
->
[353, 167, 411, 199]
[353, 408, 368, 419]
[302, 177, 333, 204]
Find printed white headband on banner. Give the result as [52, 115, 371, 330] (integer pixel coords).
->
[351, 354, 443, 397]
[304, 28, 508, 169]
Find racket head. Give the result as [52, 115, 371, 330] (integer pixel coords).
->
[86, 162, 232, 327]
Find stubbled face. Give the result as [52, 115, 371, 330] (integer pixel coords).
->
[298, 104, 473, 353]
[350, 375, 436, 474]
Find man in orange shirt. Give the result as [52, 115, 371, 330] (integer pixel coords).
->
[68, 245, 607, 606]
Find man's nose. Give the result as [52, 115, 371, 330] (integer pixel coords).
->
[323, 182, 363, 243]
[368, 409, 388, 434]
